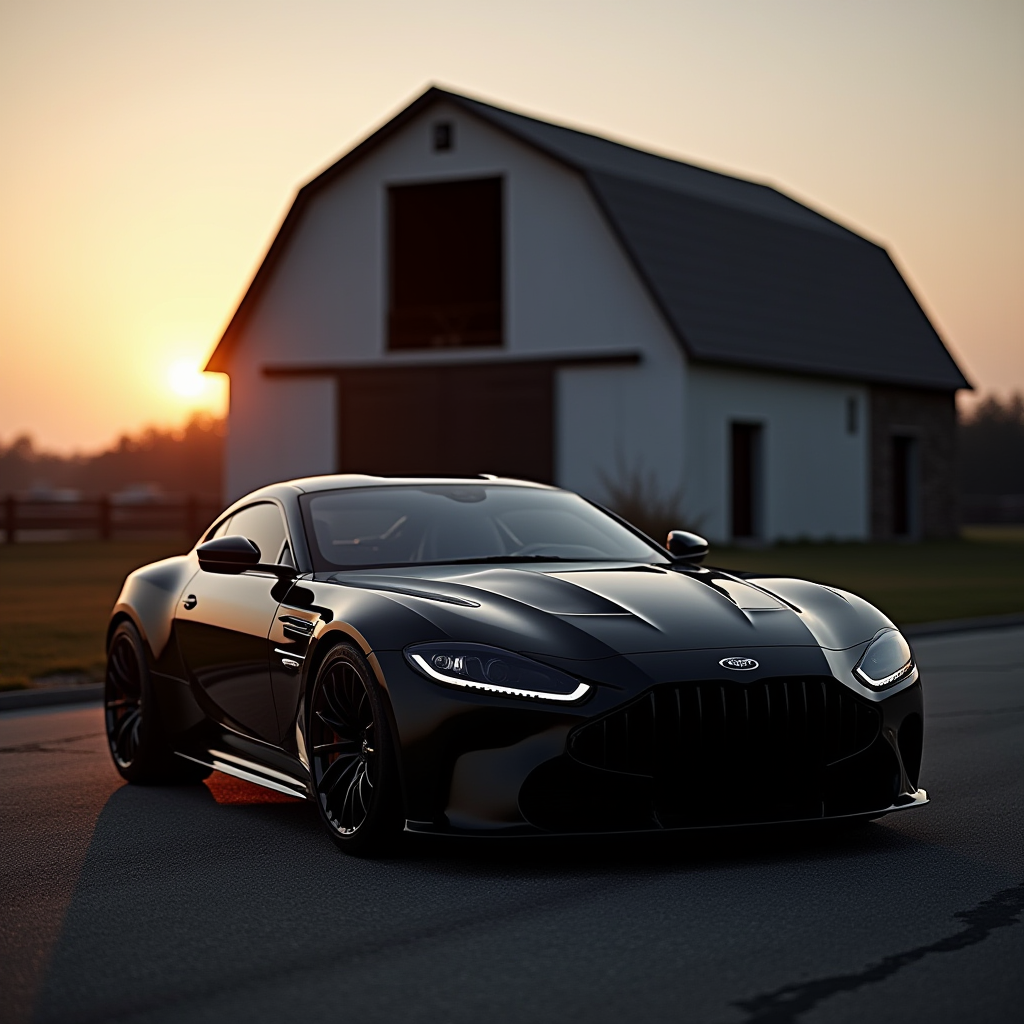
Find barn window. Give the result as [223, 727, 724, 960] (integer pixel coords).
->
[433, 122, 453, 151]
[388, 177, 503, 350]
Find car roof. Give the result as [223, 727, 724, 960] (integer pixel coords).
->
[292, 473, 555, 494]
[238, 474, 557, 502]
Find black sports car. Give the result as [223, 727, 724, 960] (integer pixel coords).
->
[105, 475, 926, 853]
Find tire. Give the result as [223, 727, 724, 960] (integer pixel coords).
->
[105, 620, 210, 785]
[308, 643, 403, 855]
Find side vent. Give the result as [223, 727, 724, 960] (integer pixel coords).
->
[279, 615, 315, 642]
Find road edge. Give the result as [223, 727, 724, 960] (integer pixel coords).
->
[0, 684, 103, 712]
[901, 612, 1024, 638]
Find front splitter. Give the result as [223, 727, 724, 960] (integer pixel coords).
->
[403, 788, 930, 838]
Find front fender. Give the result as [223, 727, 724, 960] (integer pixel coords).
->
[108, 554, 197, 670]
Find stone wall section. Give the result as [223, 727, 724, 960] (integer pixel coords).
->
[869, 386, 958, 539]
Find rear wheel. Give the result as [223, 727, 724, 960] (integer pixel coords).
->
[105, 620, 209, 785]
[309, 644, 403, 855]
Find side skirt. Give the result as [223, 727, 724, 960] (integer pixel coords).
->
[176, 750, 309, 800]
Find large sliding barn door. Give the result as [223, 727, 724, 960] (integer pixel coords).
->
[337, 363, 554, 483]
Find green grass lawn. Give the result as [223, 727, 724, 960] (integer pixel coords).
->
[1, 530, 1021, 690]
[0, 539, 185, 690]
[710, 526, 1024, 627]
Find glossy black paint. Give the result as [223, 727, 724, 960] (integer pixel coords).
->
[665, 529, 708, 562]
[197, 535, 262, 570]
[108, 474, 927, 837]
[173, 570, 282, 743]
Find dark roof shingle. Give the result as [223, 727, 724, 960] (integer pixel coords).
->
[585, 171, 968, 389]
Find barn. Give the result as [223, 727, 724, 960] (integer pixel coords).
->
[206, 86, 968, 543]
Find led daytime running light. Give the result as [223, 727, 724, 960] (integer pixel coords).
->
[410, 653, 590, 703]
[855, 659, 915, 689]
[853, 629, 916, 690]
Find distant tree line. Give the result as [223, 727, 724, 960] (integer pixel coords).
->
[959, 393, 1024, 498]
[0, 414, 224, 499]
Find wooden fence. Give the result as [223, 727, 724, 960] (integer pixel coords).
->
[2, 496, 224, 543]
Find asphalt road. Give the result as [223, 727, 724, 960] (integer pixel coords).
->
[2, 628, 1022, 1024]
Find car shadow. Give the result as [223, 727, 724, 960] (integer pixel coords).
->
[203, 766, 926, 876]
[29, 774, 1013, 1024]
[196, 770, 918, 875]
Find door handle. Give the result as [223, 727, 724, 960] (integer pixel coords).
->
[182, 594, 198, 610]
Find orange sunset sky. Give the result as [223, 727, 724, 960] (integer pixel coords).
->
[1, 0, 1021, 453]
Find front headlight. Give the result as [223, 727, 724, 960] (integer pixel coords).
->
[406, 642, 590, 702]
[854, 629, 915, 690]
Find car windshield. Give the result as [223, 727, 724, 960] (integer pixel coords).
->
[300, 484, 664, 570]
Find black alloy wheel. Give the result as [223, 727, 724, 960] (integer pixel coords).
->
[104, 620, 209, 785]
[309, 644, 402, 854]
[106, 628, 144, 770]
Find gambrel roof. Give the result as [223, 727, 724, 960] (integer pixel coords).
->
[207, 86, 968, 391]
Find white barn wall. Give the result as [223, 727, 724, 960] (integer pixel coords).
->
[225, 365, 336, 500]
[686, 366, 869, 543]
[557, 352, 685, 505]
[222, 100, 686, 501]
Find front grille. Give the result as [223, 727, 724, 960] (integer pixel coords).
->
[568, 677, 881, 825]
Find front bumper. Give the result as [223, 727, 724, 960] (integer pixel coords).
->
[374, 649, 926, 837]
[405, 788, 930, 837]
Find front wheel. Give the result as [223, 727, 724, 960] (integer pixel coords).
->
[105, 620, 209, 785]
[308, 644, 403, 855]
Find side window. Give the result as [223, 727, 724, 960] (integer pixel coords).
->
[227, 503, 288, 564]
[206, 516, 232, 541]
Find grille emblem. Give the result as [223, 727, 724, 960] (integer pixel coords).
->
[720, 656, 758, 671]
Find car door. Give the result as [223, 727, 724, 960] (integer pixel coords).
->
[174, 501, 291, 744]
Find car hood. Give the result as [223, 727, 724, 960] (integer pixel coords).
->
[322, 561, 894, 658]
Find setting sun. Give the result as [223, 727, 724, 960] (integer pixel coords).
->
[168, 360, 207, 399]
[165, 359, 228, 418]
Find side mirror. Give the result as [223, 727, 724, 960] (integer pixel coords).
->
[197, 535, 262, 573]
[666, 530, 709, 564]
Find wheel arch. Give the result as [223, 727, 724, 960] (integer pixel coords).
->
[301, 626, 409, 817]
[106, 608, 156, 667]
[302, 626, 369, 707]
[106, 610, 134, 651]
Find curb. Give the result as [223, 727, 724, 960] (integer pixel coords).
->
[0, 684, 103, 713]
[2, 614, 1021, 713]
[902, 613, 1024, 638]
